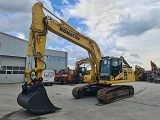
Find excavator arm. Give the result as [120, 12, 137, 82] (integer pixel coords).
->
[25, 3, 47, 85]
[150, 61, 159, 73]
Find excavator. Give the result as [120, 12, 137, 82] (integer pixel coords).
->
[135, 65, 146, 81]
[75, 58, 90, 70]
[147, 61, 160, 83]
[17, 2, 135, 114]
[74, 58, 90, 83]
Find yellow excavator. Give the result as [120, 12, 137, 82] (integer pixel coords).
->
[75, 58, 90, 70]
[17, 2, 135, 114]
[74, 58, 90, 83]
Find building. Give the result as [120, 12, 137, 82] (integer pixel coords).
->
[0, 32, 68, 83]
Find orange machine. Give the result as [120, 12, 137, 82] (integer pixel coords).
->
[147, 61, 160, 83]
[54, 69, 73, 85]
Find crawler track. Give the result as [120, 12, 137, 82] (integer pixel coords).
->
[97, 85, 134, 104]
[72, 84, 134, 104]
[72, 84, 91, 98]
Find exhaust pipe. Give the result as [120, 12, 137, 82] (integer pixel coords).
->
[17, 82, 61, 114]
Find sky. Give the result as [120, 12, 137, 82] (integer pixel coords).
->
[0, 0, 160, 70]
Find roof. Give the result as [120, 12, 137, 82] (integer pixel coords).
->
[0, 31, 28, 43]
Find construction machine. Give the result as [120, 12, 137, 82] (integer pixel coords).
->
[147, 61, 160, 83]
[17, 2, 135, 114]
[73, 56, 135, 103]
[135, 61, 160, 83]
[75, 58, 90, 71]
[135, 65, 146, 81]
[74, 58, 90, 83]
[54, 69, 73, 85]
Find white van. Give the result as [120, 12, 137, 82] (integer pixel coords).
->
[42, 70, 55, 86]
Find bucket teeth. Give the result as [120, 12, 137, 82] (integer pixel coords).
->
[17, 82, 61, 114]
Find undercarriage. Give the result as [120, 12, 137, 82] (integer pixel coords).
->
[72, 84, 134, 104]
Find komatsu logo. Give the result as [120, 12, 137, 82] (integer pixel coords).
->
[59, 27, 80, 40]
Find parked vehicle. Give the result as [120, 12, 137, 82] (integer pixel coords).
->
[42, 70, 55, 86]
[54, 69, 73, 85]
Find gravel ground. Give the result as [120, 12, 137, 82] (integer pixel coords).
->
[0, 81, 160, 120]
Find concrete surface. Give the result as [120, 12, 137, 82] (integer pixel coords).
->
[0, 82, 160, 120]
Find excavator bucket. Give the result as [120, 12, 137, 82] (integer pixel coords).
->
[17, 82, 61, 114]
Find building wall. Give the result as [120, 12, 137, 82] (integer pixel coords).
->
[0, 56, 26, 83]
[0, 32, 68, 83]
[0, 32, 27, 57]
[0, 32, 27, 83]
[45, 49, 68, 71]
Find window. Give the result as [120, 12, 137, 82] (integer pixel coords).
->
[44, 72, 49, 78]
[19, 71, 24, 74]
[112, 60, 118, 67]
[0, 66, 6, 70]
[57, 57, 60, 62]
[0, 66, 25, 74]
[44, 56, 66, 63]
[7, 71, 12, 74]
[13, 71, 19, 74]
[49, 72, 54, 77]
[53, 56, 57, 62]
[60, 57, 65, 63]
[7, 66, 12, 70]
[0, 70, 6, 74]
[100, 59, 111, 74]
[20, 67, 25, 70]
[48, 56, 53, 62]
[13, 66, 19, 70]
[44, 56, 48, 62]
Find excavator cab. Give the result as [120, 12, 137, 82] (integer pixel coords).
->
[99, 57, 122, 80]
[99, 56, 135, 84]
[17, 80, 61, 114]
